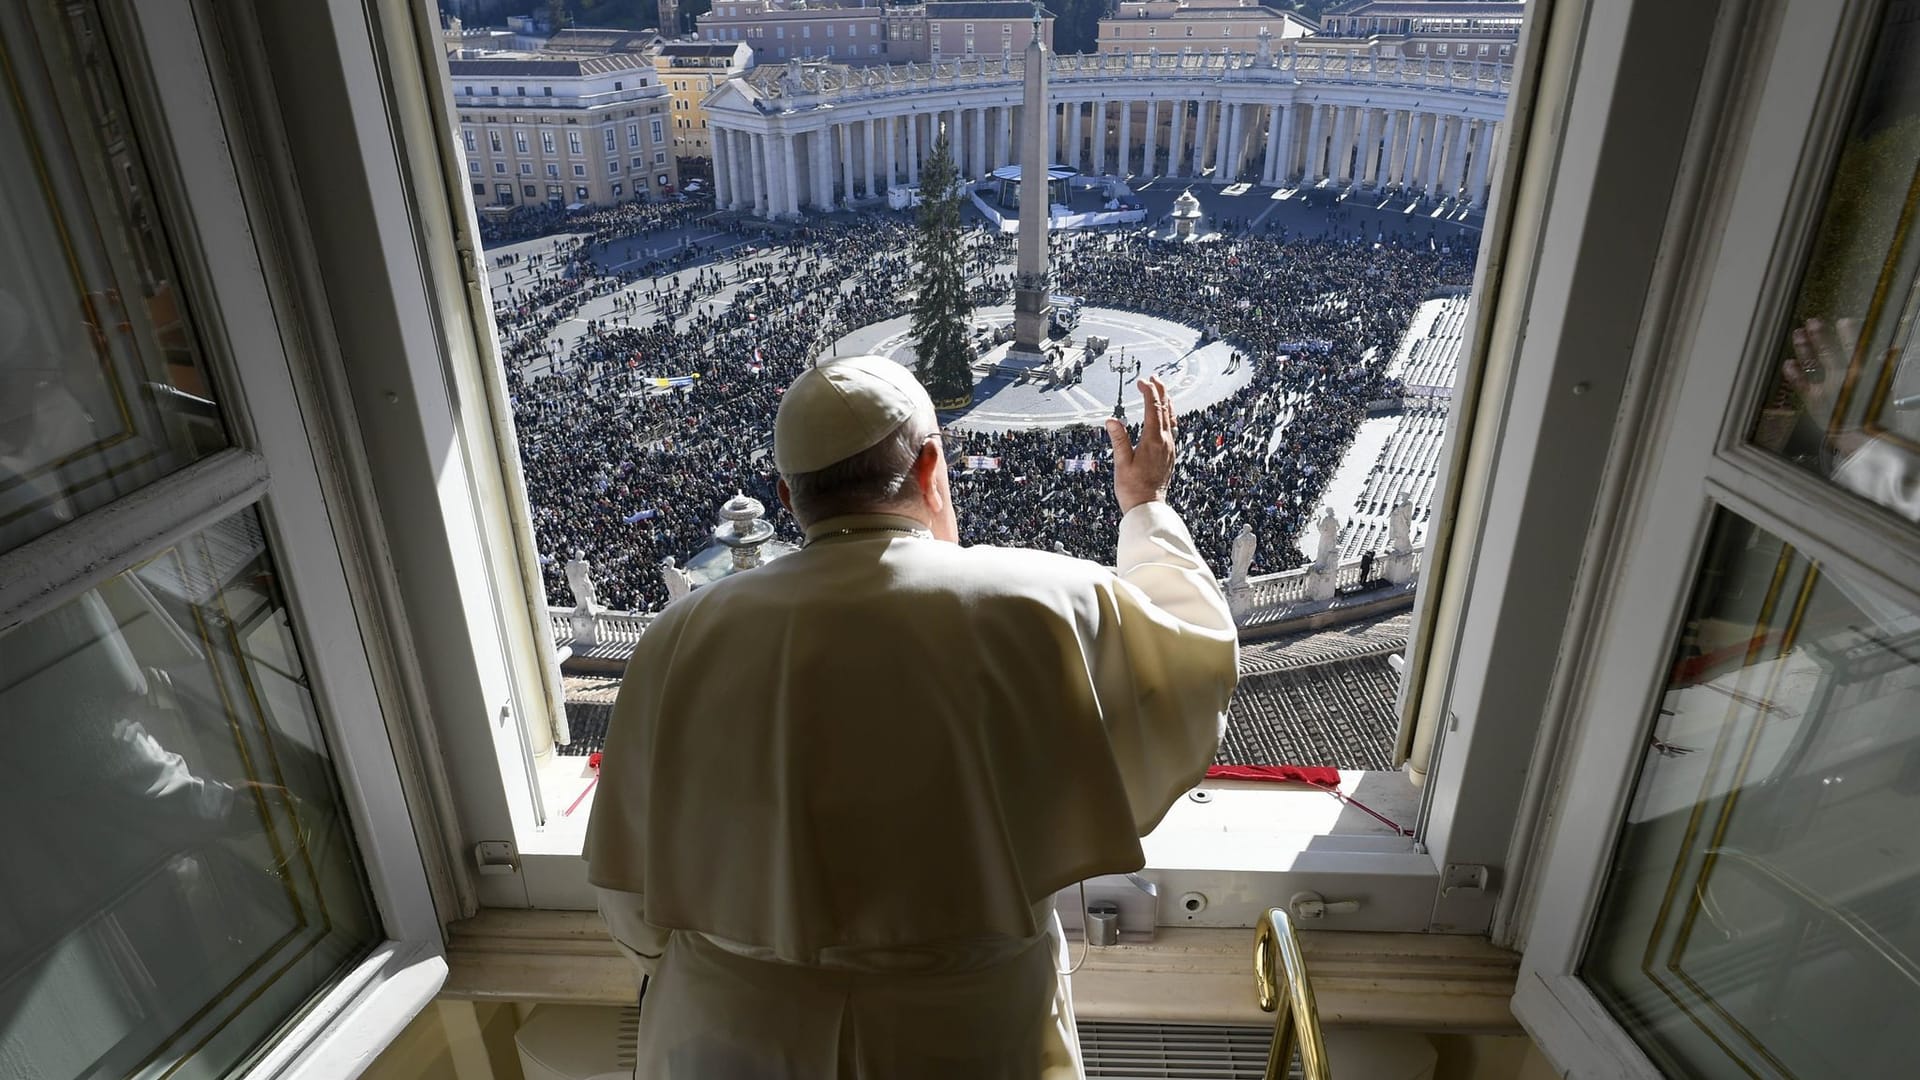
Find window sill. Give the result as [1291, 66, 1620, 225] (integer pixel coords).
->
[440, 910, 1520, 1032]
[249, 939, 447, 1080]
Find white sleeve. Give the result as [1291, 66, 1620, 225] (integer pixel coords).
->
[1096, 501, 1240, 834]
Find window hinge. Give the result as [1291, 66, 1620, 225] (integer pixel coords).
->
[1289, 891, 1362, 920]
[474, 840, 520, 876]
[1442, 863, 1489, 896]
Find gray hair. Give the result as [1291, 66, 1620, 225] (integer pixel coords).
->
[782, 408, 937, 525]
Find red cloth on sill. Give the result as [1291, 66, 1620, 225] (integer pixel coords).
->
[1203, 764, 1341, 787]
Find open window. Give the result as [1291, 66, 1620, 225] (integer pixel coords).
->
[1513, 0, 1920, 1073]
[0, 1, 443, 1073]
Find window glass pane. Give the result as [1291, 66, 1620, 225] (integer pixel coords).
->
[0, 16, 231, 551]
[1750, 3, 1920, 524]
[0, 505, 379, 1079]
[1584, 508, 1920, 1077]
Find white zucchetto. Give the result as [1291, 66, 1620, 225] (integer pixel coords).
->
[774, 354, 934, 475]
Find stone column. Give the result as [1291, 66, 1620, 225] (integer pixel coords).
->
[1467, 119, 1497, 206]
[732, 130, 751, 211]
[782, 134, 801, 216]
[711, 124, 732, 207]
[1168, 98, 1186, 177]
[1358, 109, 1380, 186]
[1303, 103, 1325, 183]
[819, 127, 835, 208]
[997, 105, 1013, 170]
[1091, 99, 1106, 173]
[907, 112, 920, 185]
[1385, 109, 1408, 188]
[864, 117, 879, 195]
[972, 107, 987, 179]
[1330, 105, 1354, 185]
[1212, 101, 1232, 183]
[1117, 100, 1133, 177]
[1421, 113, 1445, 194]
[1142, 99, 1159, 177]
[1443, 114, 1472, 199]
[751, 132, 769, 215]
[1188, 99, 1207, 177]
[1068, 100, 1083, 172]
[1260, 104, 1281, 185]
[1273, 102, 1296, 184]
[886, 114, 899, 190]
[1406, 112, 1429, 189]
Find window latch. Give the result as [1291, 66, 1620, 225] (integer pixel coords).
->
[1288, 890, 1362, 920]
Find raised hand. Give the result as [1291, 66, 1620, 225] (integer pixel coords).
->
[1104, 375, 1178, 514]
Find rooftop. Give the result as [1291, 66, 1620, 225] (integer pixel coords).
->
[1326, 1, 1526, 17]
[447, 52, 657, 78]
[925, 2, 1056, 17]
[657, 41, 751, 58]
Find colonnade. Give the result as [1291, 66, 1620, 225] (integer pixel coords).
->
[707, 52, 1508, 219]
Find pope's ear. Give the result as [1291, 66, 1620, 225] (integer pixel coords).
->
[912, 438, 943, 495]
[776, 477, 794, 516]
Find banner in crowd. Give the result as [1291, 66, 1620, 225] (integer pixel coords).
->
[622, 509, 659, 524]
[648, 375, 700, 389]
[963, 455, 1002, 471]
[1061, 456, 1099, 473]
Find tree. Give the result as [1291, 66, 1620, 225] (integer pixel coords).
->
[909, 129, 975, 408]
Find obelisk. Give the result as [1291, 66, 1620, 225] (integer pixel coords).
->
[1011, 0, 1052, 357]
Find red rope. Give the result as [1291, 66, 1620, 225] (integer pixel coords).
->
[1201, 763, 1413, 837]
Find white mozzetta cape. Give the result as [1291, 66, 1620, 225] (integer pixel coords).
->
[586, 501, 1238, 1077]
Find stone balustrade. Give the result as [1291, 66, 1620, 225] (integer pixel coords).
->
[550, 545, 1420, 661]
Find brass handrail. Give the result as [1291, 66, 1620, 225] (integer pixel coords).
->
[1254, 907, 1332, 1080]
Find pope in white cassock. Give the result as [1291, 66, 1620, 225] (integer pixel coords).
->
[585, 354, 1240, 1078]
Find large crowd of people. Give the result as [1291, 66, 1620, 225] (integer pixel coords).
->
[491, 204, 1475, 612]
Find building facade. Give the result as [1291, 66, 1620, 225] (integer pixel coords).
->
[924, 2, 1053, 62]
[1096, 0, 1317, 58]
[1317, 0, 1524, 62]
[695, 1, 1052, 66]
[655, 41, 755, 184]
[703, 39, 1508, 218]
[449, 53, 678, 207]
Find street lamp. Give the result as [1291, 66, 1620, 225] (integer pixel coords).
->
[1110, 346, 1139, 420]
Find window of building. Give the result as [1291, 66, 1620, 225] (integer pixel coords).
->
[495, 182, 513, 203]
[575, 184, 589, 200]
[871, 21, 879, 34]
[802, 25, 810, 38]
[472, 180, 485, 195]
[651, 117, 665, 144]
[869, 43, 879, 55]
[827, 44, 836, 57]
[632, 156, 645, 170]
[468, 159, 479, 174]
[776, 25, 784, 39]
[523, 183, 537, 197]
[547, 162, 560, 177]
[568, 129, 582, 155]
[614, 81, 624, 91]
[1436, 43, 1449, 55]
[629, 121, 641, 148]
[493, 161, 506, 173]
[489, 84, 499, 94]
[604, 127, 616, 153]
[653, 149, 667, 164]
[516, 85, 525, 95]
[464, 85, 474, 95]
[543, 85, 553, 95]
[488, 129, 502, 152]
[515, 129, 528, 153]
[572, 163, 586, 177]
[608, 159, 620, 175]
[71, 0, 1858, 1060]
[0, 11, 441, 1077]
[542, 129, 556, 154]
[520, 162, 532, 174]
[1185, 25, 1194, 35]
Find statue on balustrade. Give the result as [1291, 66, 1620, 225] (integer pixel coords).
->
[661, 555, 695, 604]
[565, 551, 600, 611]
[1229, 523, 1257, 588]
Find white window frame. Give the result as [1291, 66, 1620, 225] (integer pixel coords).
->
[1509, 0, 1920, 1073]
[0, 1, 456, 1073]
